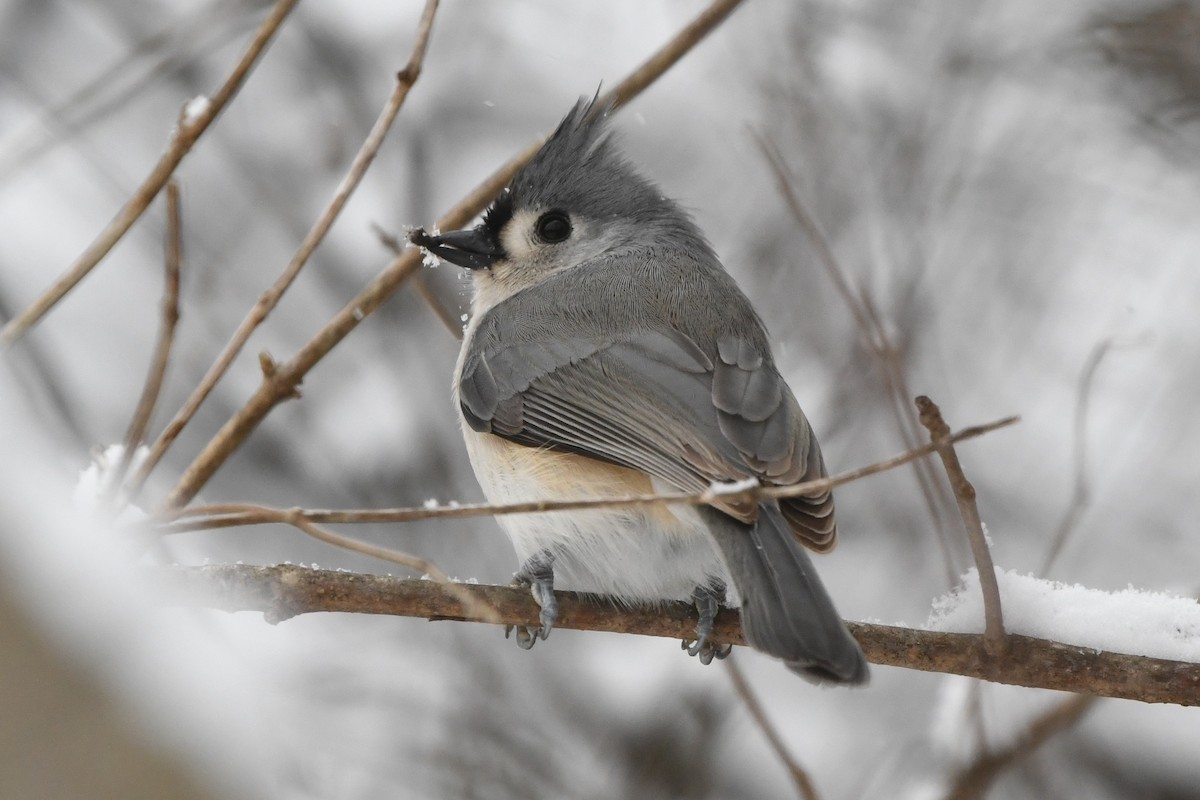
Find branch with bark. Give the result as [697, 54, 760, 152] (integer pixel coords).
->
[140, 409, 1199, 711]
[0, 0, 301, 346]
[155, 564, 1200, 707]
[158, 0, 749, 510]
[8, 1, 1189, 794]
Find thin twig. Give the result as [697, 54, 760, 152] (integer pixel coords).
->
[944, 695, 1097, 800]
[1042, 340, 1111, 574]
[727, 657, 821, 800]
[0, 0, 300, 347]
[754, 136, 869, 331]
[917, 397, 1007, 657]
[963, 683, 990, 772]
[154, 415, 1019, 533]
[156, 565, 1200, 706]
[104, 181, 184, 502]
[130, 0, 442, 497]
[596, 0, 747, 111]
[0, 3, 245, 183]
[159, 149, 527, 509]
[160, 0, 757, 510]
[372, 222, 463, 339]
[860, 289, 964, 582]
[756, 136, 961, 584]
[263, 507, 500, 625]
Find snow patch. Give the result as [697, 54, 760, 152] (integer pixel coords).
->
[73, 444, 148, 526]
[182, 94, 211, 126]
[412, 225, 442, 268]
[925, 568, 1200, 663]
[706, 477, 760, 496]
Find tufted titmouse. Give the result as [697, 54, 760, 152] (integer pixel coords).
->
[411, 98, 868, 684]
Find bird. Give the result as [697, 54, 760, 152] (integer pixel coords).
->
[410, 97, 868, 684]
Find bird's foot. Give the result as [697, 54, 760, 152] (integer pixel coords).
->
[507, 550, 557, 650]
[683, 581, 732, 664]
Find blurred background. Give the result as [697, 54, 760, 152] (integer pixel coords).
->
[2, 0, 1199, 797]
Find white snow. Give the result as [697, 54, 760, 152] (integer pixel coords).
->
[413, 225, 442, 268]
[420, 248, 441, 269]
[72, 443, 148, 526]
[181, 94, 211, 126]
[706, 477, 760, 496]
[422, 498, 439, 509]
[925, 568, 1200, 663]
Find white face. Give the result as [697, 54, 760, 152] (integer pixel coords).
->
[470, 207, 633, 314]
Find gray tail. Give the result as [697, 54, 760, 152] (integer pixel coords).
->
[703, 505, 868, 685]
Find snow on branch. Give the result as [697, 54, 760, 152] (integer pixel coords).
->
[928, 568, 1200, 664]
[156, 564, 1200, 707]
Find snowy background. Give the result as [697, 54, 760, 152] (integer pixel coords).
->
[2, 0, 1199, 797]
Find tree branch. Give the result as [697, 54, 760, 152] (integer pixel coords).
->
[756, 135, 961, 585]
[944, 694, 1097, 800]
[727, 657, 821, 800]
[918, 396, 1007, 656]
[155, 564, 1200, 706]
[131, 0, 441, 498]
[105, 180, 183, 501]
[264, 505, 501, 626]
[372, 222, 463, 339]
[159, 0, 756, 510]
[596, 0, 746, 111]
[0, 0, 300, 347]
[1040, 335, 1146, 575]
[154, 414, 1019, 533]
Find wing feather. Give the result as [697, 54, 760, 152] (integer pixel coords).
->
[460, 324, 837, 548]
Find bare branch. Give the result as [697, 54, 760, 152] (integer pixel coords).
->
[860, 289, 963, 582]
[0, 0, 300, 347]
[153, 415, 1019, 533]
[1041, 337, 1149, 574]
[131, 0, 442, 496]
[917, 396, 1007, 657]
[106, 181, 183, 501]
[944, 695, 1097, 800]
[597, 0, 747, 111]
[727, 657, 821, 800]
[257, 506, 500, 626]
[756, 135, 961, 584]
[156, 564, 1200, 706]
[372, 222, 463, 339]
[160, 0, 763, 510]
[754, 136, 870, 332]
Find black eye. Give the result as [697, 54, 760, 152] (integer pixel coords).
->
[535, 211, 572, 244]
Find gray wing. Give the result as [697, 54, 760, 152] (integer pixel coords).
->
[460, 326, 836, 551]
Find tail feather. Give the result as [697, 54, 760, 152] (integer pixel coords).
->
[703, 505, 868, 684]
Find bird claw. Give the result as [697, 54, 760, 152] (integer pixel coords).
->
[506, 624, 540, 649]
[510, 550, 557, 648]
[688, 639, 733, 665]
[683, 582, 732, 665]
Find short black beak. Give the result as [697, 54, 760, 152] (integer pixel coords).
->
[409, 226, 502, 270]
